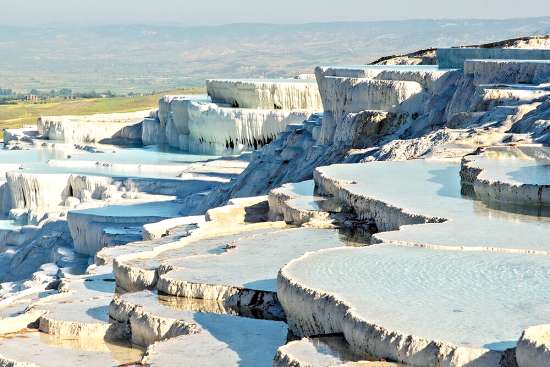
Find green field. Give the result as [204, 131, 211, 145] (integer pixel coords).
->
[0, 88, 204, 137]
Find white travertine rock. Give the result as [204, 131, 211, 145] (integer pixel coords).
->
[332, 110, 406, 148]
[95, 216, 203, 267]
[2, 127, 38, 145]
[37, 110, 151, 144]
[109, 291, 199, 346]
[473, 86, 550, 111]
[461, 145, 550, 206]
[34, 272, 123, 340]
[6, 172, 71, 210]
[116, 291, 288, 366]
[206, 79, 322, 110]
[316, 77, 423, 143]
[464, 59, 550, 85]
[274, 337, 403, 367]
[516, 325, 550, 367]
[268, 180, 333, 226]
[314, 160, 549, 252]
[144, 91, 313, 155]
[0, 330, 143, 367]
[1, 38, 550, 367]
[141, 117, 167, 146]
[437, 48, 550, 69]
[142, 321, 286, 367]
[142, 216, 205, 241]
[0, 217, 75, 282]
[158, 95, 208, 135]
[187, 102, 311, 154]
[143, 95, 209, 149]
[315, 65, 453, 92]
[4, 170, 211, 213]
[274, 159, 550, 366]
[509, 100, 550, 145]
[0, 290, 52, 335]
[68, 199, 181, 256]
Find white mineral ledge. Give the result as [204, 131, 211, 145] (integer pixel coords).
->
[111, 290, 287, 367]
[462, 145, 550, 206]
[274, 336, 405, 366]
[33, 272, 120, 340]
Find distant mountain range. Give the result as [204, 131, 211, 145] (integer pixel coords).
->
[0, 17, 549, 93]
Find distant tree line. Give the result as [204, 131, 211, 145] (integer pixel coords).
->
[0, 88, 128, 104]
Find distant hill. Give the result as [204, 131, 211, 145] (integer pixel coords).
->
[0, 18, 549, 93]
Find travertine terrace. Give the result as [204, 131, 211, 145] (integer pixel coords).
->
[0, 36, 549, 366]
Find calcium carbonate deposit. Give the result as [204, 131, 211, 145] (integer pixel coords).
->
[0, 36, 549, 367]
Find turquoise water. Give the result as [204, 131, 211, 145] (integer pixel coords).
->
[0, 220, 20, 231]
[0, 146, 67, 164]
[70, 200, 181, 218]
[67, 145, 216, 165]
[0, 144, 218, 179]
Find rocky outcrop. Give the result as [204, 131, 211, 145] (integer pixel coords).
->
[274, 336, 403, 367]
[268, 181, 333, 226]
[316, 77, 423, 144]
[206, 79, 322, 110]
[516, 325, 550, 367]
[142, 95, 209, 149]
[6, 172, 71, 211]
[37, 110, 151, 144]
[437, 47, 550, 69]
[143, 81, 322, 155]
[461, 145, 550, 206]
[464, 60, 550, 85]
[67, 199, 182, 256]
[187, 102, 311, 154]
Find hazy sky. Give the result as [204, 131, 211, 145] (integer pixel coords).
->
[2, 0, 550, 25]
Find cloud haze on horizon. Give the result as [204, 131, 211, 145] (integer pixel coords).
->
[2, 0, 550, 26]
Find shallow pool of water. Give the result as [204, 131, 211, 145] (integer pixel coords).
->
[0, 144, 219, 179]
[472, 146, 550, 185]
[285, 245, 550, 351]
[319, 160, 550, 252]
[162, 227, 352, 293]
[0, 329, 143, 366]
[71, 200, 181, 218]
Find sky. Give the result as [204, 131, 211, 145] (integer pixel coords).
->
[1, 0, 549, 26]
